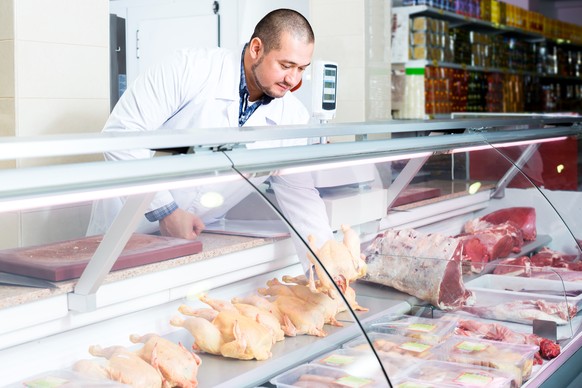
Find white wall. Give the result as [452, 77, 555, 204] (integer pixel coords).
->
[0, 0, 110, 248]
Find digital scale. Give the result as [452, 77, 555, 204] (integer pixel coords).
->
[310, 61, 387, 230]
[311, 60, 338, 123]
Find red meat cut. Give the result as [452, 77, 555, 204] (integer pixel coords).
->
[479, 207, 537, 241]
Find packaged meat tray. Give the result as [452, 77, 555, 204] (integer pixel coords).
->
[270, 363, 387, 387]
[396, 360, 513, 388]
[466, 274, 582, 307]
[310, 347, 408, 380]
[437, 335, 538, 386]
[343, 332, 438, 361]
[16, 369, 128, 387]
[366, 314, 457, 345]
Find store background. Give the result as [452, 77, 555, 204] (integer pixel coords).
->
[0, 0, 580, 247]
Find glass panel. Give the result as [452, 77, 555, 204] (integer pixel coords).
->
[229, 136, 581, 386]
[1, 122, 580, 386]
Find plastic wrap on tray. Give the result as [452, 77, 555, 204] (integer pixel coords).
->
[270, 363, 387, 388]
[343, 332, 438, 361]
[437, 335, 538, 386]
[21, 369, 129, 387]
[311, 347, 411, 380]
[367, 314, 457, 345]
[396, 360, 513, 388]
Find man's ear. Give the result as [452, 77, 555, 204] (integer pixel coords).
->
[248, 37, 263, 59]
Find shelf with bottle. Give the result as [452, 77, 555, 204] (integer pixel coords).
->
[395, 2, 582, 45]
[392, 7, 582, 82]
[393, 64, 582, 120]
[394, 4, 543, 41]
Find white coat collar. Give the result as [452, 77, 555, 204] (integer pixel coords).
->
[217, 44, 286, 127]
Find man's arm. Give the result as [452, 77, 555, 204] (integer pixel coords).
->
[269, 172, 334, 272]
[103, 50, 195, 212]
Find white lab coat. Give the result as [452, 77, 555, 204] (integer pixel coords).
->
[87, 46, 333, 271]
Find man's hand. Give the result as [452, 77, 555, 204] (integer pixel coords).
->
[159, 208, 205, 240]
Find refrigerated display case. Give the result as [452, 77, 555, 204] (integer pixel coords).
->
[0, 116, 581, 387]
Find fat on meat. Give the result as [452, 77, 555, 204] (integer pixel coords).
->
[362, 228, 475, 311]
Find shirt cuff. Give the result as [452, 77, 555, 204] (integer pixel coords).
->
[145, 201, 178, 222]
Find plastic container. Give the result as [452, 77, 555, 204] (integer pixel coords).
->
[18, 369, 128, 388]
[270, 363, 388, 388]
[367, 314, 457, 345]
[311, 347, 409, 380]
[399, 360, 513, 388]
[343, 332, 437, 360]
[437, 335, 538, 386]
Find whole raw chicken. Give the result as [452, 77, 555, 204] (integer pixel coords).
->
[172, 295, 275, 361]
[306, 224, 367, 311]
[130, 333, 201, 388]
[179, 294, 285, 342]
[73, 345, 166, 388]
[271, 294, 327, 337]
[231, 293, 326, 337]
[259, 278, 343, 327]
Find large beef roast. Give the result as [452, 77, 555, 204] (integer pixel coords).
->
[362, 228, 475, 311]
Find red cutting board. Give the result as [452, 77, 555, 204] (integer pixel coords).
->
[0, 234, 203, 282]
[392, 186, 441, 207]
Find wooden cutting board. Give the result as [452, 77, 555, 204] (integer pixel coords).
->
[0, 234, 203, 282]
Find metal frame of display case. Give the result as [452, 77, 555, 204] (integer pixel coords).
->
[1, 118, 581, 313]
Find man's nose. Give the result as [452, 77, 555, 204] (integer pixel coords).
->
[285, 69, 300, 86]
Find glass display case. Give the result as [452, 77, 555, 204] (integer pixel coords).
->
[0, 116, 581, 387]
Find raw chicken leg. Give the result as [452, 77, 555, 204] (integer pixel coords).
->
[170, 316, 224, 355]
[130, 333, 201, 388]
[305, 225, 367, 311]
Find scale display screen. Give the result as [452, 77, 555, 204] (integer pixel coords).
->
[312, 61, 338, 121]
[321, 64, 337, 107]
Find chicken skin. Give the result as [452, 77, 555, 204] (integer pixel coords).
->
[130, 333, 201, 388]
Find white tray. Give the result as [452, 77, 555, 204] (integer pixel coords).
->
[465, 274, 582, 339]
[465, 274, 582, 307]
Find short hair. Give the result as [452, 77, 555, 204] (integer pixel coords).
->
[250, 9, 315, 53]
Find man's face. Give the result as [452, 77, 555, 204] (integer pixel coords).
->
[248, 32, 314, 99]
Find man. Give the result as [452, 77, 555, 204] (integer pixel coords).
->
[87, 9, 334, 271]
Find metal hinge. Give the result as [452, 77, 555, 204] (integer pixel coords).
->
[136, 29, 140, 59]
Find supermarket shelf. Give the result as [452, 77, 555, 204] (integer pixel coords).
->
[400, 60, 582, 81]
[394, 5, 547, 42]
